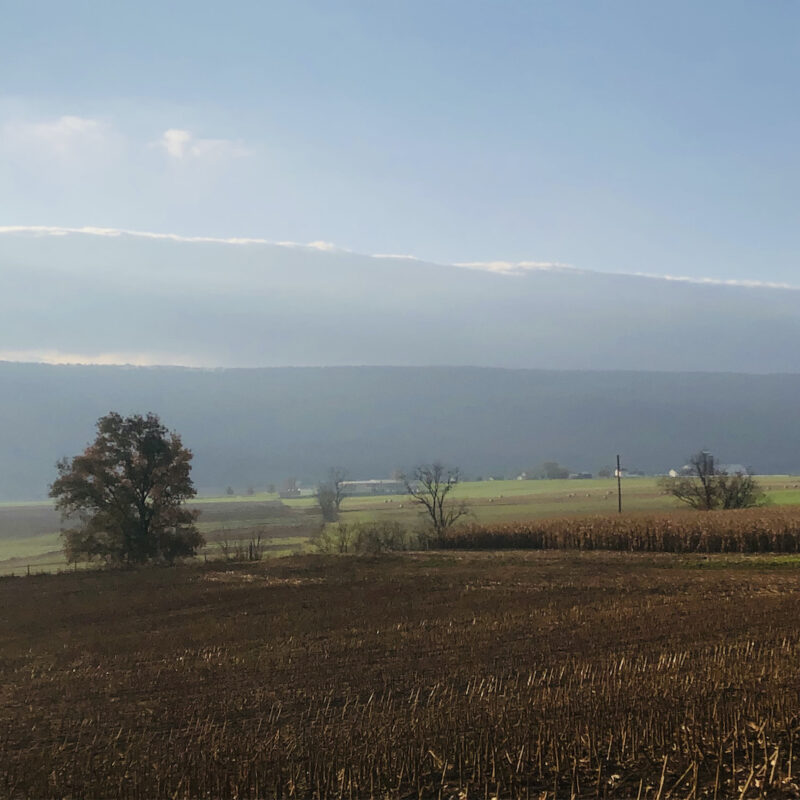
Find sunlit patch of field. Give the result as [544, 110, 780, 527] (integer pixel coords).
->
[192, 491, 281, 504]
[333, 476, 800, 526]
[342, 478, 686, 525]
[0, 531, 61, 561]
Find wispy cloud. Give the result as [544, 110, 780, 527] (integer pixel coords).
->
[305, 240, 341, 252]
[1, 115, 111, 159]
[453, 260, 576, 276]
[0, 225, 340, 252]
[634, 272, 798, 290]
[156, 128, 250, 161]
[371, 253, 422, 261]
[1, 115, 251, 168]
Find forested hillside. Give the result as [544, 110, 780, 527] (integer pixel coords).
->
[1, 362, 797, 500]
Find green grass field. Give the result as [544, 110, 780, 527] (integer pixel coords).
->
[0, 497, 316, 575]
[340, 476, 800, 523]
[2, 476, 799, 574]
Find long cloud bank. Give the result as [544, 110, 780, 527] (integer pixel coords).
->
[1, 225, 796, 289]
[2, 225, 799, 371]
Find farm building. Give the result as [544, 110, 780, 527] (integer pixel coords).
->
[672, 462, 750, 477]
[719, 464, 750, 475]
[340, 479, 406, 497]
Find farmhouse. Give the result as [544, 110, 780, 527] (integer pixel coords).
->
[340, 479, 406, 497]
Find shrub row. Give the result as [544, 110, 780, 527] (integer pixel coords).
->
[313, 520, 416, 554]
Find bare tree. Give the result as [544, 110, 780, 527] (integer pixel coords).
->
[329, 467, 347, 513]
[670, 450, 718, 510]
[317, 483, 339, 522]
[402, 462, 469, 544]
[659, 451, 765, 510]
[717, 471, 766, 510]
[317, 467, 348, 522]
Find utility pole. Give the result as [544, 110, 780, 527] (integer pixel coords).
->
[616, 454, 623, 513]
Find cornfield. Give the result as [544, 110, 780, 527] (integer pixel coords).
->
[443, 508, 800, 553]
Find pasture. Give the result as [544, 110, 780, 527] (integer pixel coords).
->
[5, 551, 800, 797]
[2, 477, 800, 573]
[294, 476, 800, 523]
[0, 497, 314, 575]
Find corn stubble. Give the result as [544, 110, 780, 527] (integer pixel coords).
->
[3, 552, 800, 798]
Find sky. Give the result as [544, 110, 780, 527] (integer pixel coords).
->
[2, 1, 800, 284]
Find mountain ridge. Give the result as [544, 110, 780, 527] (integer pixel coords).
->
[1, 362, 798, 501]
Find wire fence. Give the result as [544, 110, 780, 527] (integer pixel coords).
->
[0, 559, 76, 577]
[1, 540, 310, 578]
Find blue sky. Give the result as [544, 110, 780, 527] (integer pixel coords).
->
[2, 0, 800, 283]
